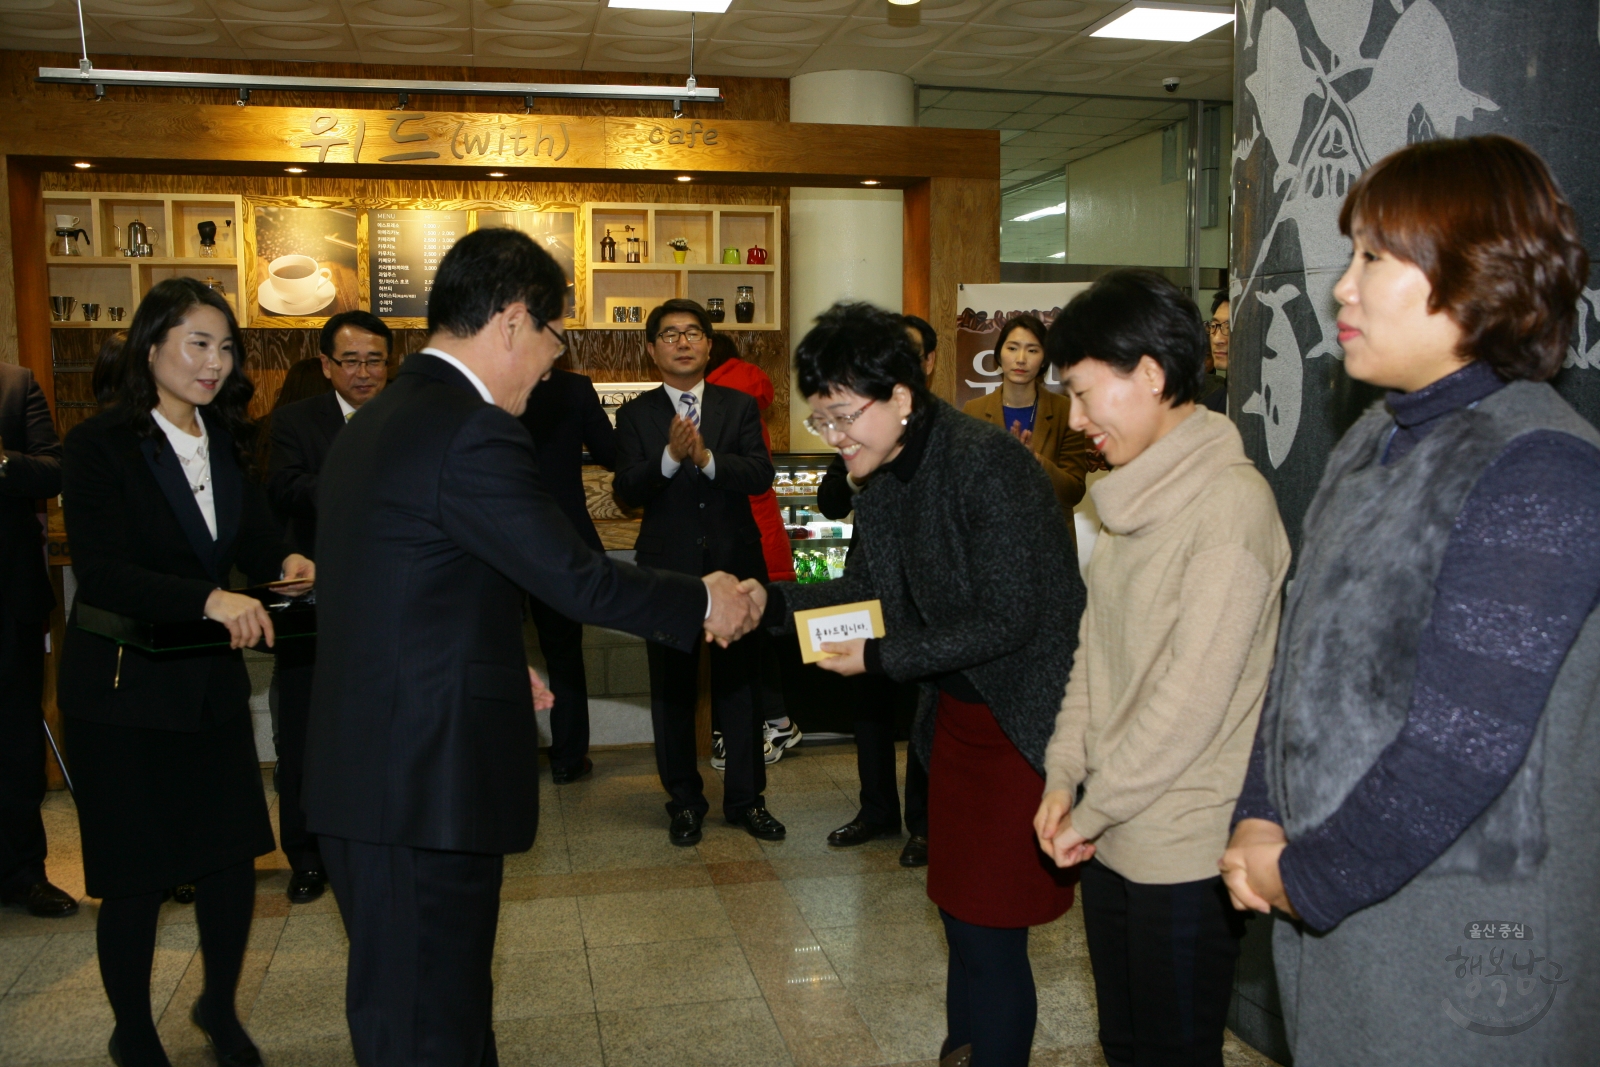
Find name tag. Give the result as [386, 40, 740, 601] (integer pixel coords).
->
[792, 600, 886, 664]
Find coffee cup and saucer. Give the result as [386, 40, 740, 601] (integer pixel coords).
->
[259, 254, 335, 315]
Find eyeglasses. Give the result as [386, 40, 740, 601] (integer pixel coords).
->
[326, 356, 387, 371]
[803, 399, 876, 437]
[1205, 321, 1230, 337]
[539, 319, 568, 359]
[654, 327, 706, 345]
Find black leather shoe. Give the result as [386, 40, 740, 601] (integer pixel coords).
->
[730, 807, 786, 841]
[0, 880, 79, 917]
[191, 1002, 263, 1066]
[286, 868, 326, 905]
[669, 809, 704, 847]
[827, 819, 900, 848]
[171, 883, 196, 904]
[551, 757, 594, 785]
[899, 834, 929, 868]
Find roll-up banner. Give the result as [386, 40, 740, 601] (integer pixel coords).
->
[953, 282, 1091, 410]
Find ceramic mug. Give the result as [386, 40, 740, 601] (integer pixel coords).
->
[722, 247, 740, 264]
[54, 214, 80, 230]
[268, 254, 332, 303]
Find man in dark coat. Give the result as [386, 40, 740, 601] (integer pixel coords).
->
[0, 363, 74, 918]
[613, 299, 784, 847]
[517, 367, 616, 784]
[265, 309, 392, 904]
[304, 231, 764, 1067]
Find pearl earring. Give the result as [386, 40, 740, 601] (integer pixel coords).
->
[900, 417, 909, 426]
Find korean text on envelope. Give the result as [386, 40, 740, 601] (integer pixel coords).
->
[792, 600, 886, 664]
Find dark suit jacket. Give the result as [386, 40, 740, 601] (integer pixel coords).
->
[612, 383, 773, 582]
[58, 406, 292, 731]
[267, 391, 344, 558]
[303, 353, 707, 855]
[518, 368, 617, 552]
[0, 364, 61, 623]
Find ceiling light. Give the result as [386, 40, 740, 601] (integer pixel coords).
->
[887, 0, 920, 6]
[73, 161, 92, 169]
[676, 175, 693, 182]
[861, 179, 881, 185]
[1087, 2, 1233, 42]
[488, 171, 507, 178]
[1012, 202, 1066, 222]
[609, 0, 732, 11]
[285, 167, 306, 174]
[1050, 252, 1066, 259]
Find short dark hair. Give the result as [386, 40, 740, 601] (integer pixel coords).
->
[708, 332, 739, 373]
[427, 228, 566, 338]
[1046, 269, 1207, 406]
[1339, 134, 1589, 381]
[995, 313, 1047, 356]
[796, 302, 932, 433]
[320, 310, 392, 357]
[113, 277, 255, 462]
[903, 314, 938, 357]
[1210, 289, 1229, 317]
[645, 298, 712, 342]
[92, 330, 126, 408]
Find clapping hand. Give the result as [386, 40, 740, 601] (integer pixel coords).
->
[1009, 422, 1048, 465]
[1033, 789, 1096, 868]
[528, 667, 555, 712]
[702, 572, 766, 647]
[1219, 818, 1298, 917]
[669, 415, 710, 469]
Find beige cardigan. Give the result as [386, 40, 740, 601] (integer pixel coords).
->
[1042, 409, 1290, 884]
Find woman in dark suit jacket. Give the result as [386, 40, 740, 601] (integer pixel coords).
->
[772, 302, 1087, 1067]
[60, 278, 311, 1067]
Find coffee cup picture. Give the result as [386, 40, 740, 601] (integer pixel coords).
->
[253, 204, 358, 319]
[269, 255, 332, 302]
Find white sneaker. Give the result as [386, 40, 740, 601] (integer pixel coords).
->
[710, 731, 726, 771]
[764, 721, 802, 764]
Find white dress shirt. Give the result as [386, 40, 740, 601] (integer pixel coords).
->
[658, 381, 716, 480]
[152, 407, 217, 539]
[335, 391, 357, 421]
[420, 347, 496, 405]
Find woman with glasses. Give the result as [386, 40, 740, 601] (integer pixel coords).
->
[962, 313, 1090, 536]
[766, 302, 1086, 1067]
[1200, 291, 1229, 413]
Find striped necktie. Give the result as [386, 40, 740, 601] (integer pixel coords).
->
[680, 391, 700, 427]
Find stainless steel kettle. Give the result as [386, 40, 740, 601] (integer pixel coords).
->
[122, 218, 158, 257]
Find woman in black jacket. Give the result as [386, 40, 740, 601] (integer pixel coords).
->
[769, 302, 1087, 1067]
[60, 278, 312, 1067]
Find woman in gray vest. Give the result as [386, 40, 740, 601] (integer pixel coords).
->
[1221, 136, 1600, 1066]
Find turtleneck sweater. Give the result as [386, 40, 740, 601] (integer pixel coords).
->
[1234, 361, 1600, 931]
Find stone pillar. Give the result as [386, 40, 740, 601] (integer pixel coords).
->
[1229, 1, 1600, 1058]
[787, 70, 912, 444]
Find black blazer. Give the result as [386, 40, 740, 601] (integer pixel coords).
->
[518, 368, 617, 552]
[612, 383, 773, 582]
[267, 391, 345, 557]
[0, 364, 62, 623]
[303, 353, 707, 855]
[58, 406, 293, 731]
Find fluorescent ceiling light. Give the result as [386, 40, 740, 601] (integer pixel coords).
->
[1087, 2, 1233, 42]
[1012, 202, 1066, 222]
[1050, 252, 1066, 259]
[608, 0, 733, 11]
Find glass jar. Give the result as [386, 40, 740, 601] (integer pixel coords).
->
[735, 285, 755, 324]
[706, 297, 725, 323]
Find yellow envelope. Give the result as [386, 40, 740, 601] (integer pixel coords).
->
[793, 600, 886, 664]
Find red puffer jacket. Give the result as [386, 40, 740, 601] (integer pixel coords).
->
[706, 356, 796, 582]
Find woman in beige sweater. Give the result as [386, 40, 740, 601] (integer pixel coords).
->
[1032, 270, 1290, 1067]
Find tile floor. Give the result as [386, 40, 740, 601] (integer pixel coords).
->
[0, 743, 1280, 1067]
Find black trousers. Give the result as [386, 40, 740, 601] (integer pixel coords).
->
[1079, 858, 1245, 1067]
[323, 835, 504, 1067]
[527, 595, 589, 773]
[941, 909, 1036, 1067]
[269, 641, 320, 873]
[0, 612, 48, 891]
[646, 638, 764, 819]
[852, 676, 928, 835]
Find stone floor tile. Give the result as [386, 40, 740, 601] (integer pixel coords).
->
[762, 985, 887, 1067]
[492, 1012, 605, 1067]
[596, 997, 792, 1067]
[783, 874, 942, 932]
[246, 959, 349, 1043]
[496, 896, 585, 954]
[566, 828, 704, 873]
[846, 980, 947, 1064]
[0, 988, 116, 1065]
[492, 948, 595, 1019]
[588, 937, 759, 1011]
[816, 923, 948, 990]
[577, 886, 733, 948]
[267, 912, 349, 973]
[0, 934, 49, 995]
[708, 861, 779, 885]
[503, 834, 573, 877]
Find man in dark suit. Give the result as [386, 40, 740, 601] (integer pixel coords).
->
[305, 230, 764, 1067]
[266, 310, 392, 904]
[0, 363, 75, 918]
[613, 299, 784, 847]
[518, 368, 617, 784]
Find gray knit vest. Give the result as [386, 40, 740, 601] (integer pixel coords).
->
[1261, 381, 1600, 880]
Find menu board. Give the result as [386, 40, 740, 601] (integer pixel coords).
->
[369, 209, 467, 318]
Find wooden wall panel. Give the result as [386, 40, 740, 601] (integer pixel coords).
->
[927, 176, 999, 404]
[6, 159, 50, 408]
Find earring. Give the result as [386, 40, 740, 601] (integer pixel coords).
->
[901, 417, 908, 426]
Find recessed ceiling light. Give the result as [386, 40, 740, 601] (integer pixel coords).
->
[488, 171, 507, 178]
[73, 161, 92, 169]
[1012, 202, 1066, 222]
[676, 175, 692, 182]
[887, 0, 919, 6]
[1087, 1, 1233, 42]
[610, 0, 732, 11]
[285, 167, 306, 174]
[861, 180, 881, 185]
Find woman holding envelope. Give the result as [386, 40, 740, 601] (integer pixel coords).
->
[60, 277, 311, 1067]
[767, 301, 1087, 1067]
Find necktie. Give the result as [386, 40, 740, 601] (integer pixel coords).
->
[345, 411, 354, 423]
[680, 392, 700, 428]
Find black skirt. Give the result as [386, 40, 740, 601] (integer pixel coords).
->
[64, 656, 275, 899]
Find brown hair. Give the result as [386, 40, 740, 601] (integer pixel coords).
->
[1339, 135, 1589, 381]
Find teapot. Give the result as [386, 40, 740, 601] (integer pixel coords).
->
[118, 218, 159, 257]
[745, 243, 767, 265]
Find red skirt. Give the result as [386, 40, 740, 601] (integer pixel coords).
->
[927, 692, 1077, 928]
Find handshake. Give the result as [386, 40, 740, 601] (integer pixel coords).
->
[701, 572, 768, 647]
